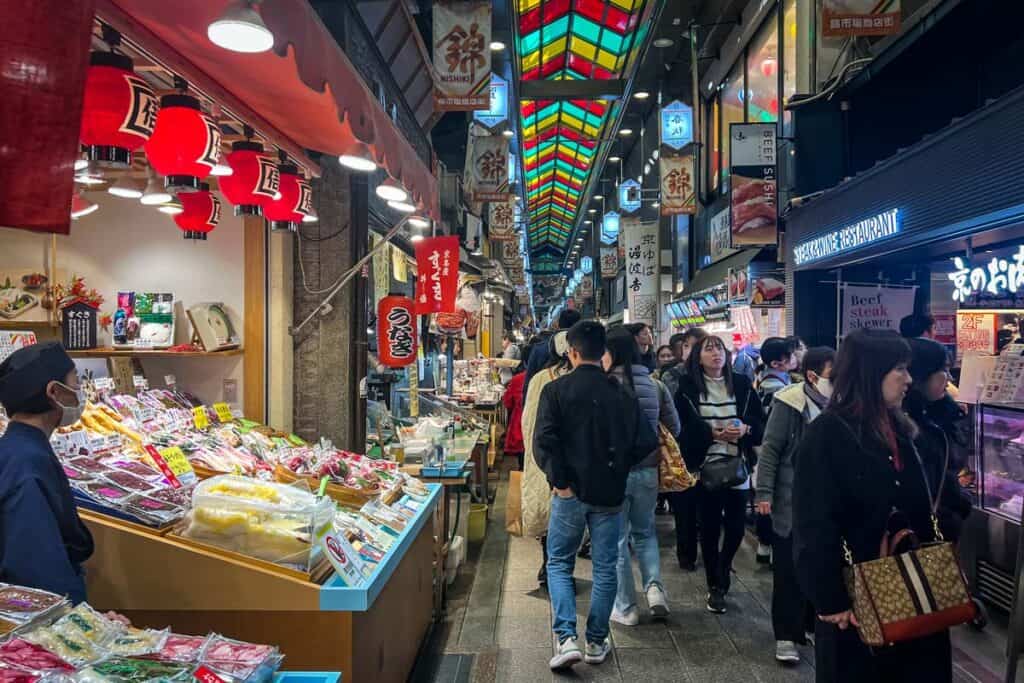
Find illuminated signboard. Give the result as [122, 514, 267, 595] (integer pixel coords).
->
[618, 179, 641, 214]
[949, 245, 1024, 302]
[792, 208, 901, 266]
[601, 211, 620, 244]
[474, 74, 509, 129]
[660, 100, 693, 150]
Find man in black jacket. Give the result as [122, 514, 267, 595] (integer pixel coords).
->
[534, 320, 659, 670]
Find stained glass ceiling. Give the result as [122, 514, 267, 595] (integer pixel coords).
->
[514, 0, 656, 259]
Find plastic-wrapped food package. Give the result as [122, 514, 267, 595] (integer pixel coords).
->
[64, 459, 109, 476]
[81, 482, 132, 506]
[21, 629, 102, 667]
[98, 459, 163, 482]
[103, 627, 168, 657]
[123, 496, 183, 526]
[144, 487, 193, 508]
[0, 665, 39, 683]
[60, 465, 93, 483]
[200, 634, 282, 683]
[144, 634, 208, 663]
[0, 640, 73, 674]
[181, 476, 334, 569]
[0, 587, 65, 623]
[50, 604, 117, 646]
[99, 472, 156, 494]
[72, 657, 192, 683]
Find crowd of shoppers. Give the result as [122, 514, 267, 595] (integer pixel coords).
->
[509, 313, 966, 680]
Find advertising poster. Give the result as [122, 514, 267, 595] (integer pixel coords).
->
[660, 151, 696, 216]
[840, 285, 916, 335]
[932, 313, 956, 345]
[822, 0, 900, 38]
[956, 311, 998, 355]
[433, 0, 491, 110]
[709, 208, 735, 264]
[488, 196, 515, 240]
[748, 262, 786, 307]
[624, 219, 659, 328]
[729, 122, 777, 248]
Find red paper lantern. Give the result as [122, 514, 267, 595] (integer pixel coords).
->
[173, 183, 221, 241]
[80, 52, 157, 167]
[145, 94, 220, 192]
[218, 140, 278, 216]
[377, 296, 418, 367]
[264, 164, 311, 232]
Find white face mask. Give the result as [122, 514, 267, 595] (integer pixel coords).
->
[52, 381, 85, 427]
[814, 377, 833, 400]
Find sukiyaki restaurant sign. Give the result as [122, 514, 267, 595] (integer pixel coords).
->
[792, 208, 901, 266]
[948, 245, 1024, 308]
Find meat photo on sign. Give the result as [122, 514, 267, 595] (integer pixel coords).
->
[730, 174, 776, 245]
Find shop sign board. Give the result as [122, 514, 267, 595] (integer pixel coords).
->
[467, 134, 510, 202]
[948, 245, 1024, 308]
[956, 311, 998, 355]
[600, 247, 619, 279]
[709, 208, 735, 264]
[601, 211, 620, 244]
[415, 236, 460, 314]
[933, 313, 956, 345]
[729, 123, 777, 248]
[624, 217, 659, 328]
[792, 208, 901, 266]
[61, 301, 98, 350]
[618, 179, 642, 214]
[488, 196, 516, 240]
[840, 284, 916, 336]
[660, 100, 693, 150]
[377, 296, 418, 367]
[433, 0, 491, 111]
[660, 150, 696, 216]
[822, 0, 900, 38]
[474, 73, 509, 129]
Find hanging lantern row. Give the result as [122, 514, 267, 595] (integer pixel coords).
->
[145, 94, 221, 192]
[80, 51, 157, 168]
[174, 183, 222, 240]
[219, 140, 278, 216]
[265, 164, 312, 233]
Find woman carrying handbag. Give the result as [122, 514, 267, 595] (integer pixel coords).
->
[793, 329, 973, 683]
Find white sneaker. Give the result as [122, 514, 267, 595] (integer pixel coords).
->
[584, 638, 612, 665]
[775, 640, 800, 663]
[610, 606, 639, 626]
[550, 636, 583, 670]
[646, 584, 670, 618]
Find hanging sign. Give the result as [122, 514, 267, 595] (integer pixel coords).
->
[618, 179, 642, 214]
[660, 100, 693, 150]
[822, 0, 900, 38]
[956, 312, 998, 355]
[432, 0, 491, 111]
[729, 122, 777, 248]
[624, 217, 659, 327]
[709, 207, 735, 264]
[578, 277, 594, 300]
[372, 235, 390, 303]
[415, 236, 460, 314]
[488, 196, 516, 240]
[600, 247, 619, 279]
[580, 256, 593, 274]
[467, 134, 510, 201]
[474, 73, 509, 129]
[392, 246, 408, 283]
[601, 211, 620, 244]
[660, 150, 696, 216]
[377, 296, 418, 367]
[501, 239, 521, 268]
[840, 285, 917, 336]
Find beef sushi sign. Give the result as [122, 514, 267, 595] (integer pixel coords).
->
[729, 123, 777, 248]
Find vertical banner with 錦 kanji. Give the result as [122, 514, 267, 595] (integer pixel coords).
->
[433, 0, 491, 111]
[623, 217, 659, 328]
[488, 196, 516, 240]
[468, 134, 510, 201]
[600, 247, 619, 279]
[660, 151, 696, 216]
[501, 238, 522, 269]
[415, 236, 460, 314]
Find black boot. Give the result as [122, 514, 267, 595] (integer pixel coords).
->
[538, 536, 548, 587]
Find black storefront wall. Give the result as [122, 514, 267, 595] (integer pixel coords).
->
[785, 83, 1024, 344]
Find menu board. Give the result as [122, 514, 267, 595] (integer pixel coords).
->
[956, 311, 998, 357]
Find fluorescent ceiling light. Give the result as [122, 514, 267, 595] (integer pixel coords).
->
[207, 1, 274, 53]
[633, 91, 650, 100]
[489, 41, 506, 51]
[388, 199, 416, 213]
[375, 179, 408, 202]
[619, 128, 633, 136]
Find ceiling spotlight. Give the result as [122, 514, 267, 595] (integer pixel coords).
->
[387, 199, 416, 213]
[584, 220, 592, 225]
[619, 128, 633, 136]
[107, 173, 144, 199]
[74, 158, 89, 172]
[587, 208, 597, 214]
[70, 193, 98, 220]
[410, 234, 424, 242]
[490, 40, 506, 51]
[338, 141, 378, 172]
[653, 37, 674, 48]
[207, 0, 274, 54]
[302, 209, 319, 223]
[593, 194, 603, 200]
[633, 91, 650, 100]
[502, 129, 514, 138]
[652, 149, 659, 159]
[211, 163, 234, 177]
[158, 197, 184, 215]
[375, 178, 408, 202]
[652, 201, 660, 208]
[408, 216, 430, 229]
[74, 163, 105, 185]
[644, 163, 651, 175]
[608, 155, 621, 162]
[140, 170, 173, 205]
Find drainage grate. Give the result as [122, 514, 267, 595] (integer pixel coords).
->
[428, 653, 474, 683]
[977, 559, 1016, 613]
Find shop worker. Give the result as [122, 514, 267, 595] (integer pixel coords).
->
[0, 342, 93, 603]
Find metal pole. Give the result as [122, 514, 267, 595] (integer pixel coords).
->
[835, 267, 843, 348]
[351, 172, 369, 453]
[690, 20, 701, 198]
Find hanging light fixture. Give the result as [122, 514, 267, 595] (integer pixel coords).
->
[74, 162, 105, 185]
[107, 173, 144, 199]
[219, 139, 278, 215]
[211, 162, 234, 176]
[145, 91, 220, 192]
[74, 157, 89, 172]
[80, 51, 158, 168]
[264, 164, 310, 232]
[70, 193, 98, 220]
[387, 200, 416, 213]
[174, 183, 221, 240]
[410, 233, 424, 242]
[140, 168, 173, 205]
[608, 155, 621, 162]
[408, 216, 430, 229]
[338, 139, 377, 172]
[302, 207, 319, 224]
[207, 0, 274, 54]
[633, 91, 650, 100]
[489, 40, 506, 51]
[619, 128, 633, 136]
[158, 197, 184, 215]
[375, 178, 408, 202]
[502, 129, 514, 138]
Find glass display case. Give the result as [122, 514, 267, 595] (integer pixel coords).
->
[978, 403, 1024, 523]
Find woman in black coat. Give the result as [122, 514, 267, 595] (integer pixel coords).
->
[792, 329, 952, 683]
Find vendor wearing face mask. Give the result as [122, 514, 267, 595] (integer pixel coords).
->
[0, 342, 93, 603]
[754, 346, 834, 665]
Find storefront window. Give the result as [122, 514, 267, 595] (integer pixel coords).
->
[709, 94, 720, 193]
[720, 64, 744, 187]
[783, 0, 797, 123]
[746, 10, 779, 124]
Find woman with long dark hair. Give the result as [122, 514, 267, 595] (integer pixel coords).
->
[675, 335, 764, 614]
[793, 329, 952, 682]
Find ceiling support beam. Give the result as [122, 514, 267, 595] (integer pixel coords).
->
[519, 79, 627, 100]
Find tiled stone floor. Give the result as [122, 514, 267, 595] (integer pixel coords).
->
[411, 473, 1019, 683]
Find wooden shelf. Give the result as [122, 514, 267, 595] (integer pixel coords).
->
[0, 319, 56, 329]
[67, 347, 244, 358]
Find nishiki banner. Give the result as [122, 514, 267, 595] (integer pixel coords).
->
[500, 238, 522, 269]
[841, 285, 916, 336]
[822, 0, 900, 38]
[600, 247, 619, 279]
[488, 196, 516, 240]
[623, 218, 659, 328]
[660, 150, 696, 216]
[415, 236, 460, 314]
[468, 134, 510, 202]
[432, 0, 491, 111]
[729, 122, 777, 248]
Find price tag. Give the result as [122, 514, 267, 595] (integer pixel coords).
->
[67, 430, 91, 457]
[164, 374, 177, 388]
[193, 666, 227, 683]
[94, 377, 115, 392]
[143, 444, 196, 488]
[192, 406, 210, 430]
[212, 402, 234, 423]
[321, 529, 370, 587]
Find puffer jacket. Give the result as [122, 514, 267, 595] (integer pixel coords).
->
[610, 364, 678, 468]
[520, 365, 570, 537]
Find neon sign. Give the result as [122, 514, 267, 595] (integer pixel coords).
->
[948, 245, 1024, 302]
[792, 208, 901, 266]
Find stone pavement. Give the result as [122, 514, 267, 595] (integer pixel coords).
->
[411, 474, 1013, 683]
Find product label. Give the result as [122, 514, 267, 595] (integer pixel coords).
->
[322, 530, 369, 587]
[143, 444, 181, 489]
[212, 403, 233, 423]
[193, 666, 227, 683]
[164, 374, 176, 388]
[192, 406, 210, 430]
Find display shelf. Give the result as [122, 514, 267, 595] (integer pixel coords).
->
[320, 483, 441, 611]
[67, 347, 243, 358]
[0, 319, 55, 329]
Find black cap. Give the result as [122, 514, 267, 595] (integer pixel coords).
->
[907, 337, 949, 384]
[0, 342, 74, 414]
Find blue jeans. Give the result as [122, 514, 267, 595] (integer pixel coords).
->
[614, 468, 663, 613]
[546, 493, 622, 644]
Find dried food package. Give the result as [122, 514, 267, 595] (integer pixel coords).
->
[0, 587, 64, 623]
[99, 471, 156, 494]
[103, 627, 169, 656]
[51, 603, 117, 645]
[0, 666, 39, 683]
[61, 465, 93, 483]
[145, 487, 193, 508]
[64, 458, 110, 476]
[201, 634, 276, 663]
[20, 629, 100, 667]
[100, 459, 163, 482]
[0, 618, 17, 637]
[81, 482, 132, 505]
[146, 633, 208, 663]
[123, 496, 183, 526]
[0, 640, 74, 674]
[72, 657, 192, 683]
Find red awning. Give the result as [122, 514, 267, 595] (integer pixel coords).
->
[96, 0, 438, 220]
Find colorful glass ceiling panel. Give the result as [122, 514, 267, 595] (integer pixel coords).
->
[514, 0, 656, 257]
